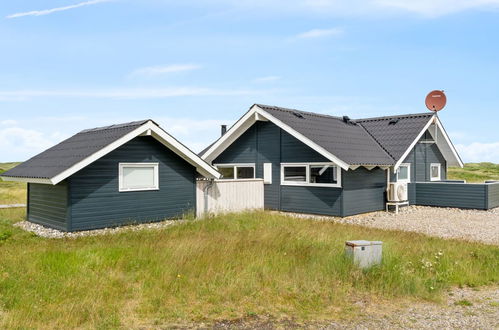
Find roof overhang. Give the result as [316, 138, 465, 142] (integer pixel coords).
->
[394, 115, 464, 170]
[1, 121, 221, 185]
[201, 105, 350, 170]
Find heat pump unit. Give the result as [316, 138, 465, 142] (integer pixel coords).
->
[388, 182, 408, 202]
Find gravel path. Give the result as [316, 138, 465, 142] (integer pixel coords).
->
[288, 206, 499, 245]
[14, 219, 179, 239]
[208, 286, 499, 329]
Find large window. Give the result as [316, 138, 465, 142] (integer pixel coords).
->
[396, 163, 411, 183]
[119, 163, 159, 192]
[215, 164, 255, 180]
[281, 163, 341, 187]
[430, 163, 441, 181]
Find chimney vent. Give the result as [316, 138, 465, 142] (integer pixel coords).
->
[221, 125, 227, 136]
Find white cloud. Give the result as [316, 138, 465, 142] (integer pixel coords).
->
[0, 127, 57, 161]
[6, 0, 113, 19]
[176, 0, 499, 17]
[295, 28, 344, 39]
[456, 142, 499, 163]
[129, 64, 202, 77]
[374, 0, 499, 17]
[253, 76, 281, 83]
[0, 87, 256, 101]
[0, 120, 17, 126]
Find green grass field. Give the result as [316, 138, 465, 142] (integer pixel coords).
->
[0, 208, 497, 328]
[448, 162, 499, 183]
[0, 162, 25, 205]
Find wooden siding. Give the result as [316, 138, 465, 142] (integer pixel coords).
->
[280, 186, 342, 216]
[196, 179, 264, 217]
[68, 136, 196, 231]
[487, 183, 499, 209]
[214, 121, 344, 215]
[416, 183, 487, 209]
[28, 182, 68, 231]
[342, 167, 387, 216]
[393, 131, 447, 183]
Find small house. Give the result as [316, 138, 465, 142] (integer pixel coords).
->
[1, 120, 220, 231]
[200, 104, 467, 216]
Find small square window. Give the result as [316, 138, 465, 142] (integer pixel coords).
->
[430, 163, 441, 181]
[119, 163, 159, 192]
[310, 165, 337, 184]
[237, 166, 254, 179]
[396, 164, 411, 183]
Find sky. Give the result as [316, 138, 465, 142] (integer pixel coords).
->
[0, 0, 498, 163]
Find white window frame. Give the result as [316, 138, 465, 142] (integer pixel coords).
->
[395, 163, 411, 183]
[280, 163, 342, 188]
[214, 163, 256, 180]
[119, 162, 159, 192]
[430, 163, 442, 181]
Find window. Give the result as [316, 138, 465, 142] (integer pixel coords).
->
[310, 165, 337, 184]
[283, 166, 307, 183]
[396, 163, 411, 183]
[281, 163, 341, 187]
[215, 164, 255, 180]
[119, 163, 159, 192]
[430, 163, 441, 181]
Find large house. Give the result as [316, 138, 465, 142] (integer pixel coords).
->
[200, 104, 464, 217]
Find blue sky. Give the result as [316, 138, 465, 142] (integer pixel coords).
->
[0, 0, 498, 163]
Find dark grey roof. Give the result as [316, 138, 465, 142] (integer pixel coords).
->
[3, 120, 151, 179]
[256, 104, 395, 165]
[357, 113, 434, 161]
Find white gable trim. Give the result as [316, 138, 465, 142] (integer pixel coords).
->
[12, 121, 222, 185]
[201, 105, 350, 171]
[394, 115, 464, 170]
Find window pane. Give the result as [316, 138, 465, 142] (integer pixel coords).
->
[237, 166, 254, 179]
[284, 166, 306, 182]
[218, 167, 235, 179]
[398, 166, 409, 180]
[431, 165, 439, 178]
[310, 165, 337, 184]
[123, 166, 155, 189]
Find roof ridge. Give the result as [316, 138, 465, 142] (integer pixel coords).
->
[79, 119, 152, 133]
[255, 104, 344, 121]
[356, 112, 434, 122]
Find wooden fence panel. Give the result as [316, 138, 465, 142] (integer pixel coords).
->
[196, 179, 264, 217]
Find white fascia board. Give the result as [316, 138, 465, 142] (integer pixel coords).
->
[51, 121, 220, 185]
[201, 108, 258, 163]
[253, 106, 350, 170]
[148, 124, 221, 179]
[394, 116, 435, 170]
[202, 105, 350, 170]
[0, 176, 52, 184]
[433, 117, 464, 168]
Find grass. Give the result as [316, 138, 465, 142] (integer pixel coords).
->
[454, 299, 473, 307]
[448, 162, 499, 183]
[0, 209, 497, 328]
[0, 162, 25, 205]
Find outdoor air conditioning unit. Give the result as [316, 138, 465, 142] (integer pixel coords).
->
[388, 182, 408, 202]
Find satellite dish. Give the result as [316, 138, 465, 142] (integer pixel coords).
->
[425, 90, 446, 112]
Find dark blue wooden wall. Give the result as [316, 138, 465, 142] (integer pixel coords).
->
[487, 183, 499, 209]
[214, 121, 386, 216]
[67, 136, 197, 231]
[28, 182, 68, 231]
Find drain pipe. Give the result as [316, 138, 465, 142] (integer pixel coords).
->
[203, 179, 215, 215]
